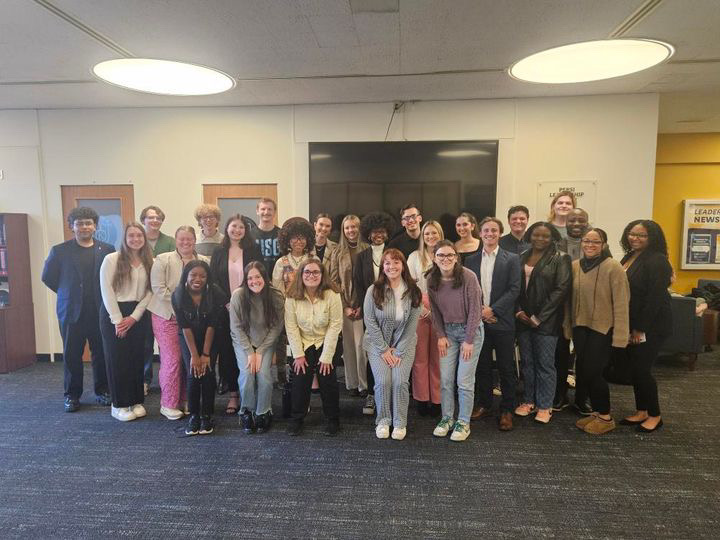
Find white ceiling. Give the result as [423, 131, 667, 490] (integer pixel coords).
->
[1, 0, 719, 131]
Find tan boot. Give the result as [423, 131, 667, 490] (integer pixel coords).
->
[575, 412, 598, 430]
[584, 416, 616, 435]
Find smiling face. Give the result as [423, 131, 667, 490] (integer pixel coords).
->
[301, 262, 322, 290]
[246, 267, 265, 294]
[175, 230, 196, 256]
[256, 202, 276, 227]
[456, 216, 475, 239]
[290, 234, 307, 255]
[382, 254, 404, 281]
[314, 217, 332, 243]
[434, 245, 458, 275]
[481, 221, 501, 250]
[423, 224, 441, 249]
[369, 228, 388, 246]
[567, 210, 589, 239]
[343, 219, 359, 243]
[627, 224, 649, 252]
[71, 218, 97, 243]
[581, 230, 604, 258]
[199, 214, 219, 234]
[186, 266, 208, 292]
[401, 207, 422, 234]
[553, 195, 574, 218]
[530, 225, 552, 252]
[142, 209, 163, 233]
[125, 226, 145, 252]
[508, 211, 528, 236]
[227, 219, 246, 243]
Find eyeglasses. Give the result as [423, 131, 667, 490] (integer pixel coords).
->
[73, 220, 95, 227]
[435, 253, 457, 261]
[303, 270, 322, 277]
[628, 232, 648, 238]
[401, 213, 419, 223]
[581, 240, 603, 245]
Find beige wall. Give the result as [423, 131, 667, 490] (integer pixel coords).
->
[0, 93, 660, 354]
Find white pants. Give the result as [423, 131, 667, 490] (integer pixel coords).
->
[342, 316, 367, 391]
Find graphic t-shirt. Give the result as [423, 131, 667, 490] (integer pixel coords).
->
[253, 226, 281, 275]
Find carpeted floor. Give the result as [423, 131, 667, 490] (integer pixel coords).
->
[1, 351, 719, 539]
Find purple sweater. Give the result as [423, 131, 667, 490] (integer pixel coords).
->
[428, 267, 483, 343]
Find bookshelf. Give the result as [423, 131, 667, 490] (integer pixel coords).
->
[0, 214, 35, 373]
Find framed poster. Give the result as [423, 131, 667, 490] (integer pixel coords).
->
[537, 181, 597, 219]
[681, 199, 720, 270]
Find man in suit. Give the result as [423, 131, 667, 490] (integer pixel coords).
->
[465, 217, 521, 431]
[42, 207, 115, 412]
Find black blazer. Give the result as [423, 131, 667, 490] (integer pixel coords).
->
[465, 248, 521, 332]
[352, 247, 377, 310]
[620, 250, 672, 336]
[209, 243, 263, 299]
[517, 247, 572, 336]
[41, 239, 115, 326]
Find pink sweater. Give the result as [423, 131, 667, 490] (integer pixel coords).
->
[428, 268, 483, 344]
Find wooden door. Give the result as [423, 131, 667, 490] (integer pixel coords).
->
[61, 185, 135, 250]
[203, 184, 278, 229]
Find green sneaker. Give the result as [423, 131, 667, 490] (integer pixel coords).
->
[433, 416, 454, 437]
[450, 420, 470, 442]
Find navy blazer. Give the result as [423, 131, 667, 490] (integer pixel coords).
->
[465, 248, 521, 332]
[41, 239, 115, 326]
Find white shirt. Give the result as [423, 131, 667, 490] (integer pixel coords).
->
[407, 250, 431, 294]
[480, 246, 499, 306]
[392, 282, 407, 322]
[371, 244, 384, 280]
[100, 252, 153, 324]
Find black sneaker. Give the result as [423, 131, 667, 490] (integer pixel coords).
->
[324, 419, 340, 437]
[185, 415, 200, 435]
[240, 410, 255, 434]
[573, 399, 593, 416]
[255, 412, 273, 434]
[95, 393, 112, 407]
[287, 420, 303, 436]
[199, 416, 214, 435]
[64, 397, 80, 413]
[552, 394, 570, 412]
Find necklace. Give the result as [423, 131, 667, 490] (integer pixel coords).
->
[288, 253, 304, 267]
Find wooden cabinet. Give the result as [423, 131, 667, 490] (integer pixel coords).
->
[0, 213, 35, 373]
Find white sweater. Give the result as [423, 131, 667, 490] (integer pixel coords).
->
[100, 252, 152, 324]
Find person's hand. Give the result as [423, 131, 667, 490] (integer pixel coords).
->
[344, 307, 355, 318]
[353, 308, 362, 319]
[191, 354, 209, 378]
[293, 356, 308, 375]
[318, 362, 333, 376]
[481, 306, 494, 321]
[115, 316, 136, 338]
[437, 337, 449, 357]
[390, 352, 403, 367]
[253, 352, 263, 374]
[420, 306, 431, 319]
[630, 329, 646, 345]
[461, 341, 474, 361]
[516, 311, 531, 325]
[486, 316, 497, 324]
[382, 348, 396, 366]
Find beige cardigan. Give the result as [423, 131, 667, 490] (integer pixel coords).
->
[148, 251, 209, 320]
[570, 258, 630, 348]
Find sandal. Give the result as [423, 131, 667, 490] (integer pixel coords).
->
[225, 394, 239, 416]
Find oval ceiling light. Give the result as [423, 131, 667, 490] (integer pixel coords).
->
[509, 39, 674, 84]
[92, 59, 235, 96]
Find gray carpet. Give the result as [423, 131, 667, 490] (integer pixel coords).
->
[1, 352, 719, 539]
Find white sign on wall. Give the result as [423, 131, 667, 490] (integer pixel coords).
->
[536, 181, 597, 221]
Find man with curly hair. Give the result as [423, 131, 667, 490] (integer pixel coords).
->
[352, 211, 396, 416]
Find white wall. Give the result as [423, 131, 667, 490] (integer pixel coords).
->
[0, 93, 659, 354]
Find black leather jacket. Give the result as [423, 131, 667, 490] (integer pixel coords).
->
[517, 247, 572, 336]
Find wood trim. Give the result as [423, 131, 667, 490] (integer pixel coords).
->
[60, 185, 135, 242]
[203, 184, 278, 225]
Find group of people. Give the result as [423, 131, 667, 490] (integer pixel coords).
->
[42, 190, 672, 440]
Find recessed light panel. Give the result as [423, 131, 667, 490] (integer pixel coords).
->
[509, 39, 674, 84]
[93, 59, 235, 96]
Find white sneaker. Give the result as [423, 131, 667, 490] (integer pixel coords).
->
[160, 406, 184, 420]
[433, 416, 454, 437]
[375, 424, 390, 439]
[362, 395, 375, 416]
[111, 406, 137, 422]
[391, 427, 406, 441]
[131, 404, 147, 418]
[450, 420, 470, 442]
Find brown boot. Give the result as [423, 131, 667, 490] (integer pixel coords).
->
[584, 416, 616, 435]
[498, 412, 513, 431]
[471, 406, 492, 420]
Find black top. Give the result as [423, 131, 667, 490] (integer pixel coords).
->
[352, 247, 378, 309]
[498, 233, 529, 256]
[458, 246, 482, 265]
[315, 244, 326, 262]
[171, 283, 228, 351]
[209, 243, 263, 299]
[388, 231, 420, 259]
[252, 226, 281, 276]
[70, 242, 97, 305]
[620, 250, 673, 336]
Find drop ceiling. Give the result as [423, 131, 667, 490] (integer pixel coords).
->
[1, 0, 719, 131]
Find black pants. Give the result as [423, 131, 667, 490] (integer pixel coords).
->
[628, 333, 664, 417]
[100, 302, 148, 408]
[475, 327, 517, 413]
[216, 315, 239, 393]
[573, 326, 612, 415]
[291, 345, 340, 422]
[554, 335, 571, 400]
[180, 337, 216, 416]
[143, 322, 155, 385]
[60, 301, 108, 399]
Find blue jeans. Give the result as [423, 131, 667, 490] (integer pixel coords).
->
[236, 347, 274, 415]
[439, 323, 484, 424]
[517, 331, 558, 410]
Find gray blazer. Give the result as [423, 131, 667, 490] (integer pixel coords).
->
[363, 284, 421, 358]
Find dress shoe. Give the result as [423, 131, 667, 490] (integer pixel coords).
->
[552, 394, 569, 412]
[64, 397, 80, 413]
[287, 421, 303, 436]
[324, 419, 340, 437]
[95, 393, 112, 407]
[573, 400, 593, 416]
[637, 419, 663, 433]
[619, 416, 647, 426]
[498, 412, 513, 431]
[471, 405, 492, 419]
